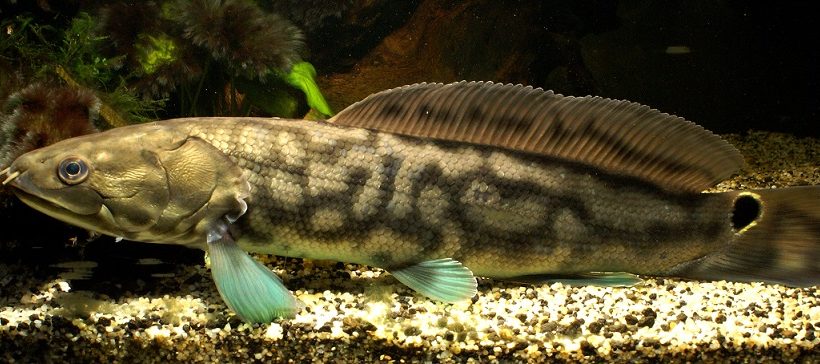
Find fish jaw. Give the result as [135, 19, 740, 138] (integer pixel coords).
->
[2, 158, 117, 236]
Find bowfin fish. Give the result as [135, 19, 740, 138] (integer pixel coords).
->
[1, 81, 817, 323]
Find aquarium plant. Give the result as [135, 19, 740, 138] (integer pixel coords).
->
[1, 0, 332, 124]
[99, 0, 332, 118]
[0, 83, 100, 168]
[1, 12, 163, 126]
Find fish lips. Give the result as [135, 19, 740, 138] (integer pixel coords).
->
[7, 169, 104, 217]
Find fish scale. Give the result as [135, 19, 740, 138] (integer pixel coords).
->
[2, 82, 817, 323]
[183, 117, 731, 277]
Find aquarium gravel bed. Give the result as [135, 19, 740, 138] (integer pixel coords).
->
[1, 131, 818, 363]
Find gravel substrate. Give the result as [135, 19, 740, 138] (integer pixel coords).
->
[1, 131, 818, 363]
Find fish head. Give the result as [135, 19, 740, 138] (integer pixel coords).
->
[1, 122, 250, 247]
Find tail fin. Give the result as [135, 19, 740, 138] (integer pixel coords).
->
[672, 186, 819, 287]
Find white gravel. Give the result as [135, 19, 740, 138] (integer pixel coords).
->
[1, 131, 818, 363]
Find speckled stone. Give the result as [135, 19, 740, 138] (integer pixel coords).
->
[1, 131, 818, 363]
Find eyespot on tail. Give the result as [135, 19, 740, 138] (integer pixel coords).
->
[730, 193, 761, 232]
[670, 187, 819, 287]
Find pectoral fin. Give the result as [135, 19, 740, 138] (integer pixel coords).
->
[390, 258, 478, 302]
[207, 230, 298, 322]
[507, 272, 643, 287]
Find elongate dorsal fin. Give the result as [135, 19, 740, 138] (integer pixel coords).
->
[330, 81, 744, 192]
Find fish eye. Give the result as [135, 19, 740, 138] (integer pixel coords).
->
[58, 157, 89, 185]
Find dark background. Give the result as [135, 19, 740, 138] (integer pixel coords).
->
[299, 0, 818, 137]
[1, 0, 816, 136]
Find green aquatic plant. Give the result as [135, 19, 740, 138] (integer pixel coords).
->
[170, 0, 304, 79]
[137, 34, 179, 76]
[285, 61, 333, 117]
[58, 13, 115, 86]
[166, 0, 327, 117]
[0, 13, 163, 126]
[96, 0, 331, 118]
[0, 16, 50, 76]
[3, 1, 331, 125]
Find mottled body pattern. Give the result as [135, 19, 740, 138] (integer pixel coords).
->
[183, 118, 732, 277]
[3, 82, 817, 322]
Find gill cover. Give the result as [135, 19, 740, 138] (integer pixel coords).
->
[146, 134, 251, 245]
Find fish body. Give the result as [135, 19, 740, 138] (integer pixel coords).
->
[2, 82, 818, 322]
[186, 117, 732, 277]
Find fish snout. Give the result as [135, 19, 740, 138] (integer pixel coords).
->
[1, 159, 45, 199]
[1, 152, 39, 188]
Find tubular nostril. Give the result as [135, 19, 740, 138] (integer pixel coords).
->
[1, 168, 20, 185]
[731, 193, 761, 231]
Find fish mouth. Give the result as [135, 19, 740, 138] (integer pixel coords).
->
[11, 186, 67, 215]
[2, 165, 116, 237]
[1, 166, 98, 217]
[2, 168, 46, 203]
[2, 168, 70, 214]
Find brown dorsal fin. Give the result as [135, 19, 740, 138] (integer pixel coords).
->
[330, 81, 744, 192]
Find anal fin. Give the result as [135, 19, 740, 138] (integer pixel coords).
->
[390, 258, 478, 302]
[207, 230, 299, 322]
[507, 272, 643, 287]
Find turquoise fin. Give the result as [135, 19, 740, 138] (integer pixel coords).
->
[508, 272, 643, 287]
[207, 230, 298, 322]
[390, 258, 478, 302]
